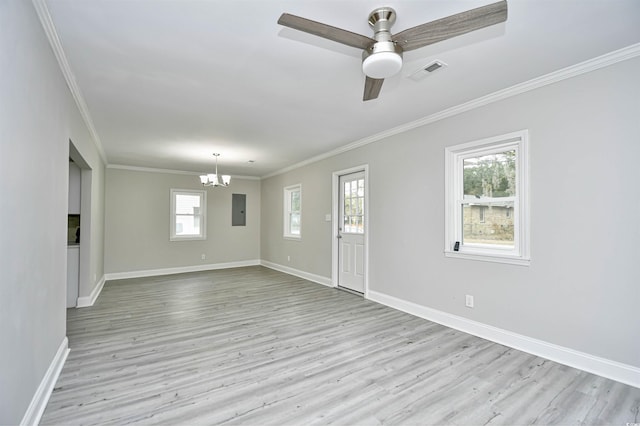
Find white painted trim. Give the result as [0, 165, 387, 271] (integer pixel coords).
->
[444, 130, 531, 265]
[76, 274, 106, 308]
[170, 189, 207, 241]
[20, 337, 69, 426]
[367, 290, 640, 389]
[331, 165, 370, 296]
[260, 260, 333, 287]
[283, 184, 302, 239]
[444, 250, 530, 266]
[31, 0, 108, 164]
[107, 164, 260, 180]
[104, 259, 261, 281]
[262, 43, 640, 179]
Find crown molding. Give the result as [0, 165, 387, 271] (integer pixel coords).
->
[32, 0, 108, 164]
[262, 42, 640, 179]
[107, 164, 261, 180]
[28, 2, 640, 179]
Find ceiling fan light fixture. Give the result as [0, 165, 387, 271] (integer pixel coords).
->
[362, 41, 402, 79]
[278, 0, 508, 99]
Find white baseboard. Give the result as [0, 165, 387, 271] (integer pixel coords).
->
[260, 260, 333, 287]
[20, 337, 69, 426]
[104, 259, 261, 282]
[367, 290, 640, 389]
[76, 274, 105, 308]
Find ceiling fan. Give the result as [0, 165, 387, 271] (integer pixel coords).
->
[278, 1, 507, 101]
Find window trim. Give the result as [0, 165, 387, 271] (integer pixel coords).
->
[444, 130, 530, 266]
[170, 188, 207, 241]
[283, 184, 302, 240]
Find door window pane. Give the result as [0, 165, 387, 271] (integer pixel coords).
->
[343, 177, 364, 234]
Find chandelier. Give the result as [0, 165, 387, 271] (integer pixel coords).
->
[199, 153, 230, 187]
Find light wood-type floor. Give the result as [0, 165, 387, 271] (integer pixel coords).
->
[42, 266, 640, 425]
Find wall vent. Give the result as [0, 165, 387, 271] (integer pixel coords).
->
[409, 60, 448, 81]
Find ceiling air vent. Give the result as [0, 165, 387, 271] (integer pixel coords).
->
[409, 60, 448, 81]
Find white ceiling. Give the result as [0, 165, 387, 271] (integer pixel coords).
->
[43, 0, 640, 177]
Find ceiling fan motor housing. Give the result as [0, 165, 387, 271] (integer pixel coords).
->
[368, 7, 396, 37]
[362, 7, 403, 79]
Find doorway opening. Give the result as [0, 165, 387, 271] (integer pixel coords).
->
[68, 141, 93, 308]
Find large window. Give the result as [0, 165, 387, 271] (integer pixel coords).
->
[445, 130, 530, 265]
[283, 184, 301, 239]
[170, 189, 206, 241]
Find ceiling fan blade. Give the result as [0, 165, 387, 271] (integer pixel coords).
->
[363, 77, 384, 101]
[278, 13, 375, 50]
[392, 0, 507, 52]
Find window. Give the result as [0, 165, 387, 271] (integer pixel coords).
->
[284, 184, 301, 239]
[343, 176, 365, 234]
[445, 130, 530, 265]
[170, 189, 206, 241]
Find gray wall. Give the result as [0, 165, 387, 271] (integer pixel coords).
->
[105, 168, 261, 274]
[261, 56, 640, 368]
[0, 1, 106, 423]
[261, 165, 335, 275]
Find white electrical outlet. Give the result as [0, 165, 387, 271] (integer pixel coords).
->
[287, 255, 291, 262]
[201, 254, 206, 260]
[465, 295, 474, 308]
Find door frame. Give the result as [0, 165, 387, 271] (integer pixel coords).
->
[332, 164, 369, 297]
[69, 140, 93, 308]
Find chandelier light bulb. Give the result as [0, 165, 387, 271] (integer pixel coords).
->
[200, 153, 230, 187]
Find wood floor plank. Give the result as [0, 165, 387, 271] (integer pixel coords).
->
[41, 266, 640, 425]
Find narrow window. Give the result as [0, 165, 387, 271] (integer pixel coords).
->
[284, 184, 302, 239]
[445, 130, 530, 265]
[343, 177, 365, 234]
[170, 189, 206, 241]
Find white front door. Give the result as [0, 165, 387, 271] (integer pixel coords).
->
[338, 171, 365, 293]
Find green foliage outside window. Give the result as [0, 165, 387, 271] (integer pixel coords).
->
[463, 150, 516, 198]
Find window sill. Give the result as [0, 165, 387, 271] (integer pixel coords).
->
[283, 235, 302, 241]
[444, 250, 530, 266]
[170, 236, 206, 242]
